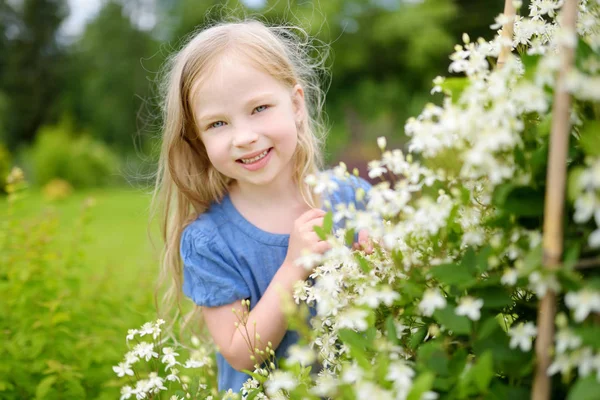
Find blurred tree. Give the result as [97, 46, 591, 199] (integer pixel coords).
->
[0, 0, 67, 150]
[66, 1, 161, 151]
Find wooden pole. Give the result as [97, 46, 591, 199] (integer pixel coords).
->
[531, 0, 579, 399]
[497, 0, 516, 67]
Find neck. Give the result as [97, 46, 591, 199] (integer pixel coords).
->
[229, 171, 306, 209]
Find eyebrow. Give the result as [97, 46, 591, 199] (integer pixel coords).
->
[196, 92, 276, 122]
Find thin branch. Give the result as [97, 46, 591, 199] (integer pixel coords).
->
[497, 0, 517, 67]
[532, 1, 580, 399]
[574, 257, 600, 270]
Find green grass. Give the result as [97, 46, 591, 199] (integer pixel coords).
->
[2, 187, 163, 398]
[9, 187, 157, 282]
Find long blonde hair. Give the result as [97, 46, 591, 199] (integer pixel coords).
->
[152, 19, 329, 328]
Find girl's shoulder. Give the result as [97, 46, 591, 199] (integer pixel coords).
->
[180, 202, 228, 249]
[321, 169, 372, 203]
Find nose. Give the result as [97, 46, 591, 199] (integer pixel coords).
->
[231, 125, 259, 147]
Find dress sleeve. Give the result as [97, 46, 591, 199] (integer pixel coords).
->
[180, 225, 251, 308]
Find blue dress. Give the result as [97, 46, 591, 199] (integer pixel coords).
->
[180, 173, 371, 392]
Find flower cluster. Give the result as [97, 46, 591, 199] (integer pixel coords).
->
[113, 320, 216, 400]
[115, 1, 600, 398]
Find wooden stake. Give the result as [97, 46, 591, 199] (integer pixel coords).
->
[532, 0, 579, 399]
[497, 0, 516, 67]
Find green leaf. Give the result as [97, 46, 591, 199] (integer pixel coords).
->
[488, 382, 530, 400]
[35, 375, 57, 400]
[478, 316, 501, 340]
[338, 329, 371, 369]
[338, 328, 374, 351]
[520, 53, 541, 80]
[322, 211, 333, 234]
[408, 326, 427, 350]
[567, 376, 600, 400]
[440, 77, 468, 101]
[475, 287, 513, 309]
[407, 372, 435, 400]
[430, 263, 474, 286]
[434, 305, 471, 335]
[344, 228, 355, 247]
[313, 225, 327, 241]
[579, 121, 600, 157]
[574, 326, 600, 348]
[386, 315, 399, 345]
[355, 254, 372, 274]
[472, 351, 493, 392]
[418, 341, 449, 376]
[568, 166, 586, 204]
[502, 186, 545, 216]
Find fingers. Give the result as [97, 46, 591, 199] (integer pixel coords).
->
[296, 208, 326, 224]
[312, 240, 331, 254]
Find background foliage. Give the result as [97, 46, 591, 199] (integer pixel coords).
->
[0, 0, 516, 398]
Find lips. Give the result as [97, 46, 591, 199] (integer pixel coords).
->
[237, 148, 272, 164]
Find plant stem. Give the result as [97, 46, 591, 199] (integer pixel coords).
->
[497, 0, 516, 67]
[532, 1, 579, 399]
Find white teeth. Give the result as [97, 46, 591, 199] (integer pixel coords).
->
[240, 149, 269, 164]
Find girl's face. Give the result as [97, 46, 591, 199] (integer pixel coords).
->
[192, 55, 304, 190]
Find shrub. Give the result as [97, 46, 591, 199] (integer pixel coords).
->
[0, 168, 150, 399]
[114, 2, 600, 399]
[0, 142, 11, 193]
[27, 118, 120, 188]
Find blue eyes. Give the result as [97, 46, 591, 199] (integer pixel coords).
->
[208, 121, 225, 129]
[254, 105, 268, 113]
[205, 105, 269, 130]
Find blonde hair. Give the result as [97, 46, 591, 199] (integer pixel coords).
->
[152, 19, 329, 328]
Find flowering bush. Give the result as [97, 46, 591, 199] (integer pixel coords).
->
[117, 1, 600, 398]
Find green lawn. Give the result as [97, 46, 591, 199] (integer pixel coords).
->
[2, 187, 166, 399]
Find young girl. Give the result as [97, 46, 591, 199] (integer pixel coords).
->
[155, 20, 371, 393]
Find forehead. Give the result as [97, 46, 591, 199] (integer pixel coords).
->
[191, 54, 290, 115]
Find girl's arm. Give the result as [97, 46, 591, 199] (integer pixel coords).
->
[202, 208, 329, 372]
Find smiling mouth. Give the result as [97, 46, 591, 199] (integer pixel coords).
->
[237, 148, 272, 164]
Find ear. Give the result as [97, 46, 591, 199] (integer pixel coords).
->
[291, 84, 306, 124]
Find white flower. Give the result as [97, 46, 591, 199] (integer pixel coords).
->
[120, 385, 134, 400]
[501, 268, 518, 286]
[133, 342, 158, 362]
[124, 351, 139, 365]
[419, 289, 447, 317]
[555, 328, 582, 353]
[183, 359, 207, 368]
[161, 347, 179, 367]
[508, 322, 537, 352]
[455, 297, 484, 321]
[589, 228, 600, 249]
[113, 362, 134, 377]
[138, 322, 154, 337]
[572, 347, 596, 377]
[356, 286, 400, 308]
[547, 353, 572, 376]
[265, 371, 297, 395]
[337, 308, 370, 331]
[287, 345, 316, 367]
[377, 136, 387, 151]
[565, 289, 600, 322]
[368, 160, 388, 179]
[126, 329, 138, 341]
[295, 250, 323, 270]
[385, 361, 415, 389]
[148, 372, 166, 393]
[528, 271, 560, 298]
[342, 362, 364, 383]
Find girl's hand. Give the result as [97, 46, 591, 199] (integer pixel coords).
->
[284, 208, 331, 275]
[353, 229, 373, 254]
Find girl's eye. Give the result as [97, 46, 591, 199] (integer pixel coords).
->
[208, 121, 225, 129]
[253, 105, 268, 113]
